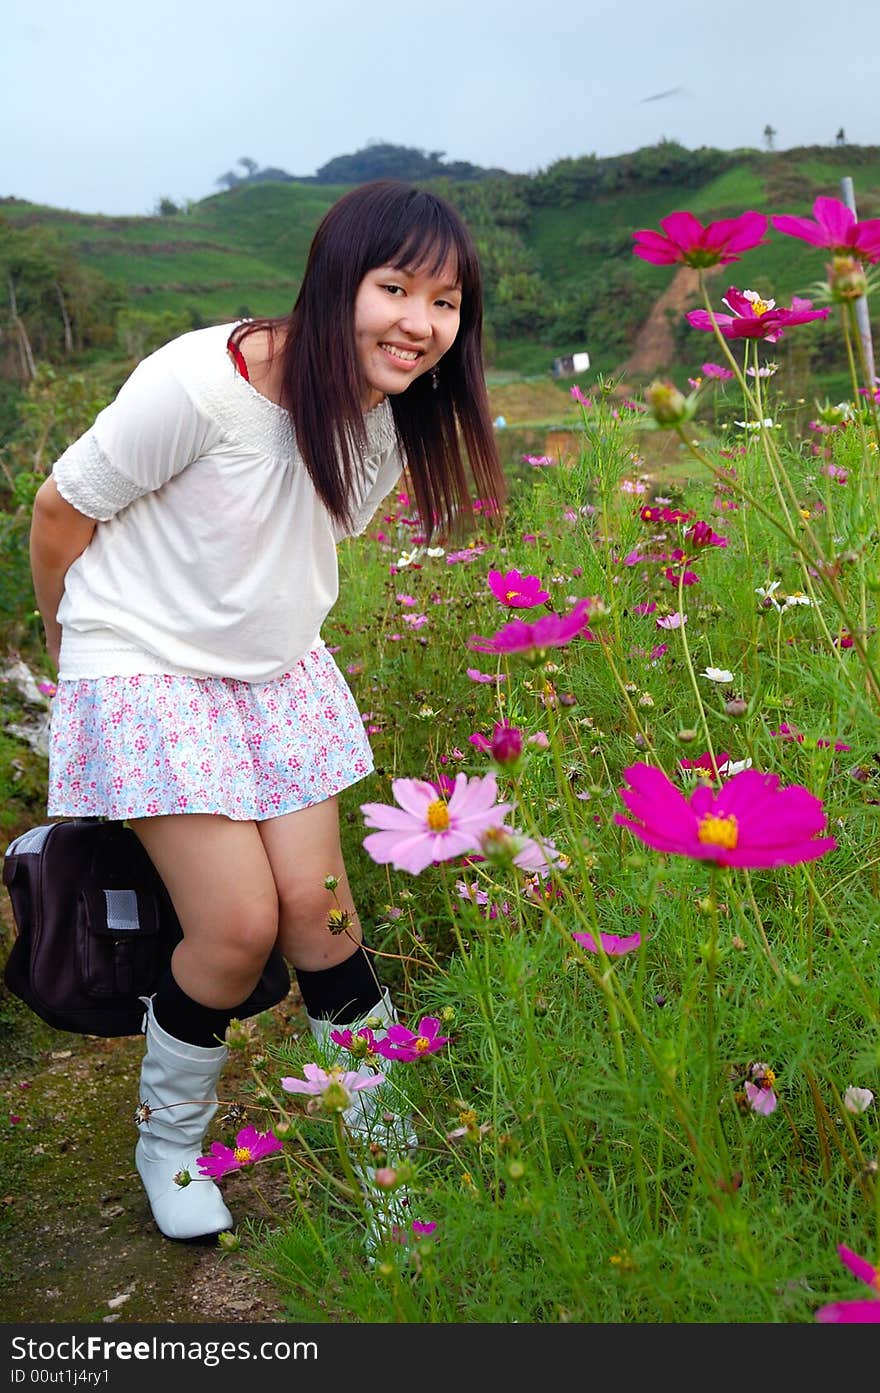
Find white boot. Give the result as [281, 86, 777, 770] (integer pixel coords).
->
[135, 998, 233, 1241]
[306, 989, 418, 1158]
[308, 990, 417, 1250]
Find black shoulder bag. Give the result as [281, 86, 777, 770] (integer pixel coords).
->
[2, 818, 290, 1036]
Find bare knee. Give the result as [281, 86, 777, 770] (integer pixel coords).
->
[209, 893, 280, 972]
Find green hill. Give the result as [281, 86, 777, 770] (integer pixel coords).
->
[2, 140, 878, 394]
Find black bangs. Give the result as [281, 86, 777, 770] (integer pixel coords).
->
[389, 219, 462, 285]
[362, 187, 473, 288]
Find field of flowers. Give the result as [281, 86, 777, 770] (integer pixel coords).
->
[198, 196, 879, 1324]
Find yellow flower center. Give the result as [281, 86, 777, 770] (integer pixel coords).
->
[751, 299, 772, 316]
[233, 1146, 253, 1163]
[426, 798, 450, 831]
[505, 589, 520, 601]
[698, 812, 739, 850]
[414, 1036, 432, 1053]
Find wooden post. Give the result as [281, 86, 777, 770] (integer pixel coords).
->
[839, 176, 876, 385]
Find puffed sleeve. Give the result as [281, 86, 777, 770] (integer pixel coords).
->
[52, 344, 217, 522]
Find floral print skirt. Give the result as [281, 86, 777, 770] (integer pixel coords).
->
[47, 645, 373, 821]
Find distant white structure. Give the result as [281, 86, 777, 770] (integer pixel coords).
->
[552, 351, 590, 379]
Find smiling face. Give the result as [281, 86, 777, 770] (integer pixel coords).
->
[353, 259, 462, 410]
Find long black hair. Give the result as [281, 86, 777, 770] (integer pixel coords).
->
[231, 179, 506, 539]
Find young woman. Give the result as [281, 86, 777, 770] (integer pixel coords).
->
[29, 179, 506, 1242]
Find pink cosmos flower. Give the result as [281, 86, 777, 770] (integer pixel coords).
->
[664, 566, 699, 587]
[815, 1245, 880, 1323]
[412, 1220, 437, 1237]
[772, 196, 880, 264]
[329, 1025, 379, 1054]
[197, 1125, 283, 1180]
[632, 210, 768, 268]
[523, 453, 555, 467]
[744, 1083, 777, 1116]
[487, 568, 550, 608]
[640, 506, 696, 528]
[772, 723, 851, 753]
[281, 1062, 385, 1110]
[679, 752, 730, 781]
[361, 771, 514, 875]
[373, 1017, 449, 1062]
[702, 362, 734, 380]
[467, 598, 595, 658]
[685, 520, 727, 549]
[430, 773, 457, 797]
[615, 763, 836, 868]
[656, 612, 686, 630]
[570, 385, 592, 406]
[466, 667, 506, 684]
[686, 287, 830, 343]
[456, 879, 513, 920]
[572, 930, 641, 956]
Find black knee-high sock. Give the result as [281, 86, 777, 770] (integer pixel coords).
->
[295, 945, 383, 1024]
[151, 967, 236, 1048]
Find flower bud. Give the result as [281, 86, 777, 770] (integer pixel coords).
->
[813, 398, 854, 427]
[827, 255, 867, 302]
[320, 1080, 352, 1114]
[646, 380, 691, 427]
[724, 696, 748, 717]
[490, 720, 523, 766]
[373, 1167, 400, 1189]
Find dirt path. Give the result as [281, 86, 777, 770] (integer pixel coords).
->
[0, 952, 302, 1326]
[618, 264, 724, 379]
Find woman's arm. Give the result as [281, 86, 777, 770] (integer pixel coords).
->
[29, 477, 97, 669]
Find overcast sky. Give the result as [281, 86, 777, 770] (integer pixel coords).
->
[7, 0, 879, 217]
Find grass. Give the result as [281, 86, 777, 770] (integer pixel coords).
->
[2, 160, 879, 1326]
[192, 297, 880, 1324]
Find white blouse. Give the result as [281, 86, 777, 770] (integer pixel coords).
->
[52, 323, 403, 683]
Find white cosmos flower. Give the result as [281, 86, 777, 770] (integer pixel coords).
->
[395, 548, 423, 568]
[843, 1085, 874, 1114]
[718, 756, 753, 776]
[702, 667, 734, 683]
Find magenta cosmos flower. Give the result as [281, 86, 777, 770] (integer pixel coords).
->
[773, 196, 880, 265]
[686, 287, 830, 343]
[487, 567, 550, 608]
[361, 771, 514, 874]
[572, 930, 641, 956]
[373, 1016, 449, 1062]
[615, 763, 836, 868]
[815, 1245, 880, 1323]
[632, 210, 768, 268]
[469, 719, 523, 766]
[468, 598, 595, 659]
[197, 1125, 283, 1180]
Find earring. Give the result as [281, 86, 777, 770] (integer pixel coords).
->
[431, 367, 440, 391]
